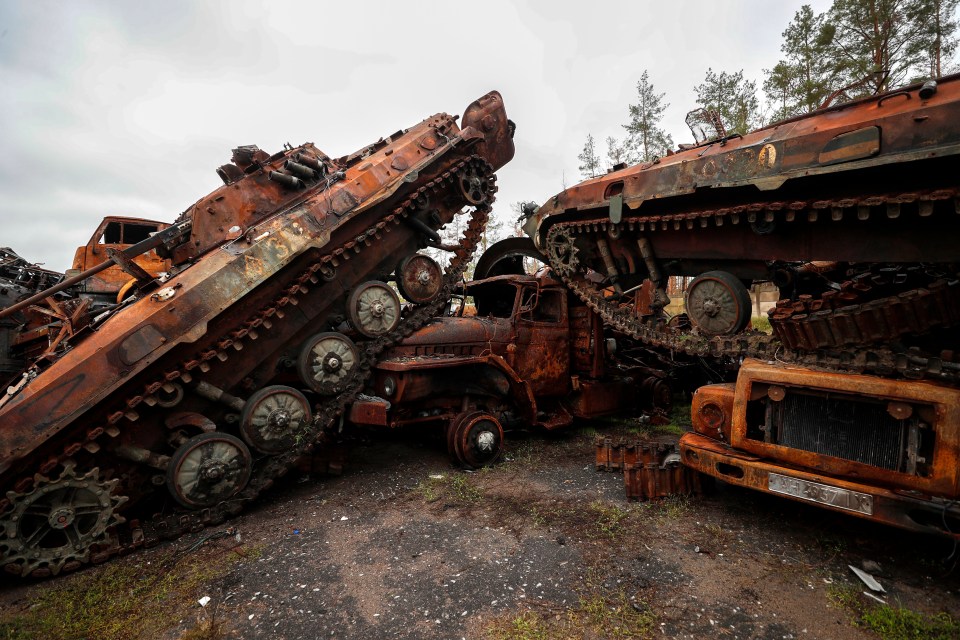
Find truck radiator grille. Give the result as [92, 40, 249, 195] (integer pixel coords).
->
[773, 393, 903, 471]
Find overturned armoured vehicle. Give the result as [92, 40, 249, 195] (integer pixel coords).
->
[524, 75, 960, 537]
[0, 92, 515, 577]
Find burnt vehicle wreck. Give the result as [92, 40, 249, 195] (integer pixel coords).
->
[0, 92, 515, 577]
[348, 249, 674, 469]
[524, 75, 960, 537]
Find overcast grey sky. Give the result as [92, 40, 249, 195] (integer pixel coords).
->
[1, 0, 834, 271]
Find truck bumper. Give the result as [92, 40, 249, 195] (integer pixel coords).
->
[679, 432, 960, 539]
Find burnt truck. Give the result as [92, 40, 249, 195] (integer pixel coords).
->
[681, 360, 960, 538]
[522, 73, 960, 538]
[347, 257, 674, 468]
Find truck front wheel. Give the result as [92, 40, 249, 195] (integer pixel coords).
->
[448, 411, 504, 469]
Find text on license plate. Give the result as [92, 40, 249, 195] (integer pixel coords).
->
[767, 473, 874, 515]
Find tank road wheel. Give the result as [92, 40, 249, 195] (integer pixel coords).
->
[0, 464, 127, 577]
[396, 254, 443, 304]
[458, 162, 492, 205]
[240, 385, 313, 454]
[298, 332, 359, 395]
[684, 270, 752, 336]
[347, 281, 401, 337]
[450, 411, 504, 470]
[166, 432, 252, 510]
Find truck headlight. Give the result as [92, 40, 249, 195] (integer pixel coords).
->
[383, 376, 396, 397]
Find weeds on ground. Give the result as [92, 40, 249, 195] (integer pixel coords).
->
[751, 316, 772, 334]
[828, 583, 960, 640]
[590, 501, 630, 539]
[485, 591, 654, 640]
[415, 472, 483, 505]
[0, 542, 247, 640]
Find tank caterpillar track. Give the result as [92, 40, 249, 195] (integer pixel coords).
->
[528, 76, 960, 385]
[543, 186, 960, 384]
[0, 157, 496, 578]
[0, 91, 513, 578]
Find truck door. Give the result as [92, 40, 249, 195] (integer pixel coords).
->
[514, 285, 571, 397]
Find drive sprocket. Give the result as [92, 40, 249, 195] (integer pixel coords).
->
[0, 464, 127, 577]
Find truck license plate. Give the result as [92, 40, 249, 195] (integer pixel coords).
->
[767, 473, 873, 515]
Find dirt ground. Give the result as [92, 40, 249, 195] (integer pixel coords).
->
[2, 422, 959, 640]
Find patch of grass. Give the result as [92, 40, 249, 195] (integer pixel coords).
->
[577, 426, 598, 439]
[751, 316, 772, 334]
[502, 439, 543, 467]
[485, 591, 654, 640]
[657, 494, 691, 519]
[828, 582, 960, 640]
[590, 501, 630, 539]
[414, 473, 483, 505]
[0, 543, 245, 640]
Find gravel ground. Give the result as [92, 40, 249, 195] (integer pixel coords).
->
[2, 425, 959, 640]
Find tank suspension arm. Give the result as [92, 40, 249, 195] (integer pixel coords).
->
[636, 237, 671, 312]
[0, 219, 192, 320]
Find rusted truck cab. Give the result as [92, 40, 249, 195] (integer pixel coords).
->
[680, 359, 960, 538]
[350, 271, 667, 468]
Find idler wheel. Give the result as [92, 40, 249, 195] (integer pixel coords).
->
[347, 281, 401, 337]
[449, 411, 504, 469]
[166, 432, 252, 509]
[240, 385, 312, 454]
[396, 254, 443, 304]
[685, 270, 752, 336]
[457, 163, 491, 205]
[298, 332, 359, 395]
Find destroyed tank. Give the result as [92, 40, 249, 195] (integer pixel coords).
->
[0, 92, 515, 577]
[523, 76, 960, 383]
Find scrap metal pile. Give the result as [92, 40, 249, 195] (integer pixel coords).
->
[523, 75, 960, 538]
[3, 73, 960, 581]
[0, 93, 515, 577]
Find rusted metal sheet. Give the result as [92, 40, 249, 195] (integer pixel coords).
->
[596, 437, 703, 501]
[0, 91, 516, 578]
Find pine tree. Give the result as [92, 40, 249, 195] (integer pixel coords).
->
[694, 69, 760, 134]
[623, 71, 673, 162]
[910, 0, 960, 78]
[577, 134, 602, 179]
[763, 6, 834, 120]
[823, 0, 926, 96]
[762, 61, 796, 122]
[605, 137, 630, 169]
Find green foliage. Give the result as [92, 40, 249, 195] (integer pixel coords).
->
[763, 5, 835, 119]
[824, 0, 928, 95]
[0, 547, 239, 640]
[415, 472, 483, 505]
[589, 501, 630, 539]
[828, 582, 960, 640]
[751, 316, 772, 334]
[623, 70, 673, 163]
[578, 133, 603, 179]
[485, 592, 654, 640]
[694, 68, 761, 134]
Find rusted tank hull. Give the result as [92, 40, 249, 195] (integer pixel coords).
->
[524, 75, 960, 383]
[0, 92, 515, 578]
